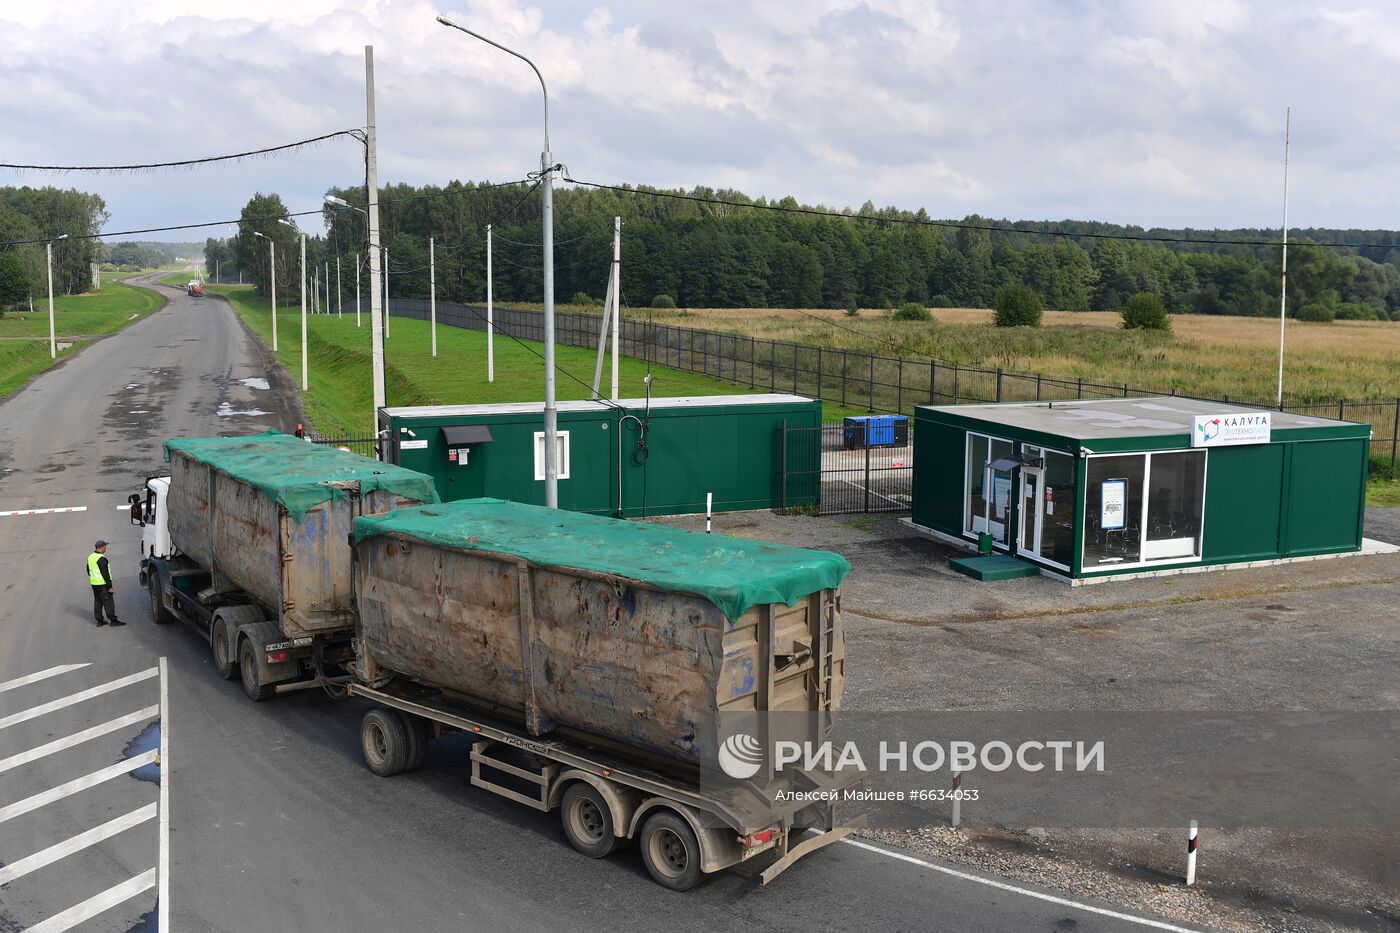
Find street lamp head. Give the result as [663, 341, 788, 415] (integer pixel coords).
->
[325, 195, 349, 207]
[253, 231, 269, 240]
[54, 234, 69, 241]
[277, 218, 297, 229]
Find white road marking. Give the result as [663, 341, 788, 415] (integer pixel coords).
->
[0, 803, 157, 885]
[0, 750, 158, 824]
[23, 868, 157, 933]
[0, 664, 90, 694]
[836, 477, 907, 508]
[0, 667, 159, 731]
[0, 705, 159, 774]
[158, 656, 170, 933]
[841, 839, 1202, 932]
[0, 506, 88, 517]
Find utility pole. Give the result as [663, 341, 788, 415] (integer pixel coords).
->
[299, 234, 307, 389]
[355, 252, 361, 327]
[429, 235, 437, 357]
[611, 215, 620, 401]
[254, 230, 277, 351]
[1275, 107, 1292, 409]
[46, 235, 67, 359]
[486, 223, 494, 383]
[383, 247, 390, 339]
[365, 45, 386, 436]
[437, 16, 558, 506]
[336, 255, 342, 318]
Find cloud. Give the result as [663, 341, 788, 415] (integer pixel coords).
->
[2, 0, 1399, 239]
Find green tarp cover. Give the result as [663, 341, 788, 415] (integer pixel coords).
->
[354, 498, 851, 622]
[164, 430, 439, 521]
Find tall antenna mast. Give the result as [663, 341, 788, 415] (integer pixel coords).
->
[1275, 107, 1291, 409]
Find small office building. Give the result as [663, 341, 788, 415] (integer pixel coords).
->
[911, 397, 1371, 582]
[378, 394, 821, 517]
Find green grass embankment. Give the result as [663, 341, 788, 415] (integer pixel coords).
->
[207, 285, 810, 435]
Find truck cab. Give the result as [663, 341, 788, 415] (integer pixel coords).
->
[136, 476, 172, 560]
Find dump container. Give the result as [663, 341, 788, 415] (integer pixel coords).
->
[353, 499, 851, 773]
[842, 415, 909, 449]
[164, 431, 438, 639]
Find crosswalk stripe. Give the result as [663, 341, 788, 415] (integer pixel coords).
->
[0, 668, 159, 731]
[0, 664, 90, 695]
[23, 868, 157, 933]
[0, 706, 159, 775]
[0, 750, 159, 825]
[0, 803, 157, 885]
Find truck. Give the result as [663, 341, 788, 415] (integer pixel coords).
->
[186, 280, 203, 297]
[136, 431, 439, 700]
[136, 434, 863, 889]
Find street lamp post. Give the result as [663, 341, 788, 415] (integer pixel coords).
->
[252, 231, 277, 351]
[46, 233, 68, 359]
[279, 219, 308, 391]
[437, 15, 559, 508]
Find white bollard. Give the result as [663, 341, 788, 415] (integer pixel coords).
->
[706, 492, 713, 534]
[1185, 820, 1198, 885]
[951, 770, 962, 828]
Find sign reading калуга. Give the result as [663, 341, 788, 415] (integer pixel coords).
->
[1191, 411, 1272, 448]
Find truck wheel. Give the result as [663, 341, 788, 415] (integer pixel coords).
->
[147, 576, 174, 625]
[211, 623, 238, 681]
[361, 709, 410, 776]
[560, 783, 620, 858]
[397, 710, 431, 772]
[238, 638, 274, 702]
[639, 811, 703, 891]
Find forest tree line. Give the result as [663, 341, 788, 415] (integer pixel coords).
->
[215, 181, 1400, 322]
[0, 185, 108, 308]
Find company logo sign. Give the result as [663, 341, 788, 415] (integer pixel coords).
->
[718, 732, 765, 779]
[1192, 412, 1271, 448]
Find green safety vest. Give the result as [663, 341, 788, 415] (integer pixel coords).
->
[87, 552, 107, 586]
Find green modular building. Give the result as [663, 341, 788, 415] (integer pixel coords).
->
[377, 394, 821, 517]
[911, 397, 1372, 581]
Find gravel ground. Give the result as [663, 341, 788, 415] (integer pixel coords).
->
[651, 506, 1400, 931]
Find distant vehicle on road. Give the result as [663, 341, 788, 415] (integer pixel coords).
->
[186, 280, 203, 297]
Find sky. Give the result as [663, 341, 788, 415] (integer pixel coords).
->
[4, 0, 1400, 239]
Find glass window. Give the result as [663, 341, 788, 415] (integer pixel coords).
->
[1039, 449, 1076, 567]
[533, 430, 571, 481]
[1144, 451, 1205, 561]
[965, 434, 988, 536]
[1084, 455, 1145, 567]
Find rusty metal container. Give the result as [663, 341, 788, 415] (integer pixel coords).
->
[164, 433, 437, 638]
[352, 499, 850, 771]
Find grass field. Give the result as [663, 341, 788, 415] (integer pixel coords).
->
[0, 277, 165, 401]
[626, 305, 1400, 405]
[0, 281, 165, 339]
[208, 285, 777, 436]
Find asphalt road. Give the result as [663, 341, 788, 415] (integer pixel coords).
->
[0, 279, 1206, 932]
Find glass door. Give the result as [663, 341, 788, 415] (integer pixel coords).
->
[1019, 467, 1043, 556]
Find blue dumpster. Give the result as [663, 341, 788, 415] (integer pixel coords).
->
[842, 415, 909, 449]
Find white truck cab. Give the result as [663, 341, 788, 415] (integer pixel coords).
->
[137, 476, 173, 560]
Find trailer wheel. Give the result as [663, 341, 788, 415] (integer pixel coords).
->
[238, 638, 274, 702]
[147, 575, 174, 625]
[560, 783, 620, 858]
[211, 623, 237, 681]
[361, 709, 410, 776]
[639, 811, 703, 891]
[397, 710, 431, 772]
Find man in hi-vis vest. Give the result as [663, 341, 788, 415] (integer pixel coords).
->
[86, 540, 124, 627]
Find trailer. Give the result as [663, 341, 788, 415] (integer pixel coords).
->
[136, 431, 438, 701]
[348, 680, 864, 890]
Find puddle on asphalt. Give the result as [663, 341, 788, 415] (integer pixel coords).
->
[125, 384, 140, 389]
[238, 377, 270, 390]
[121, 722, 161, 783]
[218, 402, 271, 417]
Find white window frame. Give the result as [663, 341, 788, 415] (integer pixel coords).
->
[1080, 449, 1208, 574]
[1017, 444, 1075, 574]
[533, 430, 571, 481]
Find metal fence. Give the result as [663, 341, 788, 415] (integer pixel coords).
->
[781, 423, 913, 515]
[305, 432, 382, 460]
[375, 298, 1398, 476]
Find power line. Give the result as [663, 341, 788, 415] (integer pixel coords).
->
[0, 130, 365, 174]
[562, 172, 1400, 252]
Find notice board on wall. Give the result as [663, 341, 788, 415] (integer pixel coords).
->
[1101, 479, 1127, 530]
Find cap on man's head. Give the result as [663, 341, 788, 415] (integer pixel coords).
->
[94, 540, 108, 549]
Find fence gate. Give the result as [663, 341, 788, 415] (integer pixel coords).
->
[782, 423, 913, 515]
